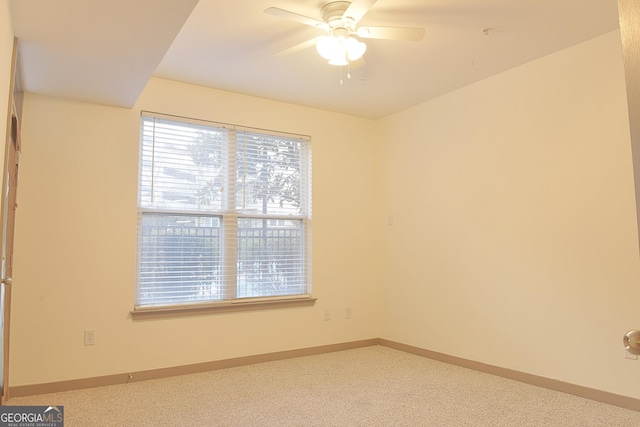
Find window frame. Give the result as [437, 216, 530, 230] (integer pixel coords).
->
[132, 112, 315, 318]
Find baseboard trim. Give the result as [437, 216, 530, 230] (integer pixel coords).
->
[377, 338, 640, 412]
[9, 339, 378, 399]
[10, 337, 640, 412]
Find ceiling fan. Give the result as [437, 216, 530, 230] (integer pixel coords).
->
[264, 0, 425, 67]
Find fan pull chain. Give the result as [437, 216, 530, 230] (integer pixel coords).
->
[339, 63, 353, 86]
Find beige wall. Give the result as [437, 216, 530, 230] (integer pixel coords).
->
[9, 78, 382, 386]
[378, 30, 640, 398]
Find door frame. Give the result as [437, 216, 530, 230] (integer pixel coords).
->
[1, 37, 23, 405]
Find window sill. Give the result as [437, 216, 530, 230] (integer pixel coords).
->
[130, 296, 317, 320]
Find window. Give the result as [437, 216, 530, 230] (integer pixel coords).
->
[135, 112, 312, 311]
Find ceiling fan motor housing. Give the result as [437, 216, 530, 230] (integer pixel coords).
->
[322, 1, 356, 33]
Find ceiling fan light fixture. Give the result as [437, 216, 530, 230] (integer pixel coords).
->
[316, 35, 338, 60]
[345, 36, 366, 61]
[328, 52, 349, 66]
[316, 35, 366, 65]
[328, 37, 349, 65]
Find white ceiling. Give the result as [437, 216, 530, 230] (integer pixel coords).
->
[9, 0, 622, 119]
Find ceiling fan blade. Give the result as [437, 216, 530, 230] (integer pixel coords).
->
[343, 0, 377, 24]
[357, 26, 425, 41]
[264, 7, 327, 30]
[275, 38, 318, 56]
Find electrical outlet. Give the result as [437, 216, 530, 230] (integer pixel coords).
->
[84, 329, 96, 346]
[324, 310, 332, 321]
[345, 307, 352, 319]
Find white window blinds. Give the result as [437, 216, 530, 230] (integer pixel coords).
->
[137, 112, 311, 308]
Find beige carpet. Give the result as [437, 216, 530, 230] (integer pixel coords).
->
[6, 345, 640, 426]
